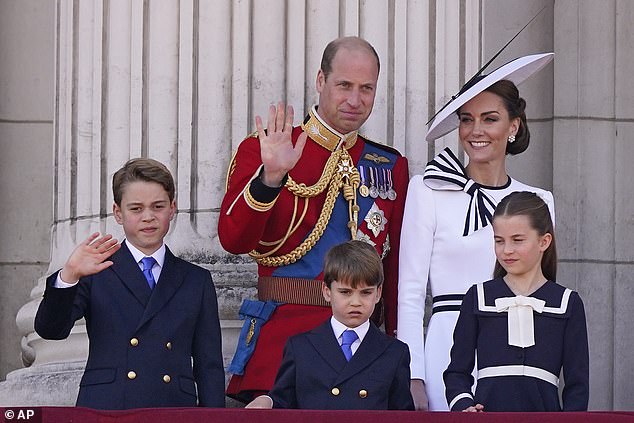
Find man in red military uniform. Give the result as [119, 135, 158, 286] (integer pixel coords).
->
[218, 36, 409, 402]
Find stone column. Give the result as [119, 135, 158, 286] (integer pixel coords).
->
[482, 0, 555, 191]
[0, 0, 248, 405]
[0, 0, 55, 388]
[0, 0, 445, 406]
[554, 0, 634, 410]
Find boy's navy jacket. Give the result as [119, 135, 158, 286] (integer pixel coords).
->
[269, 319, 414, 410]
[35, 241, 225, 410]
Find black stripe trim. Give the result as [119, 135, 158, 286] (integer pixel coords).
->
[433, 294, 464, 303]
[432, 305, 462, 314]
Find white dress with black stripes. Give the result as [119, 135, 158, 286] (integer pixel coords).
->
[397, 149, 555, 410]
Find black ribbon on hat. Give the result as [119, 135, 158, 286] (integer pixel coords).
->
[426, 6, 547, 127]
[423, 148, 498, 237]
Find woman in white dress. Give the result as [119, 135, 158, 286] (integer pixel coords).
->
[397, 54, 556, 411]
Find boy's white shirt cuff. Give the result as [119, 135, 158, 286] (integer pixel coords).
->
[55, 273, 78, 288]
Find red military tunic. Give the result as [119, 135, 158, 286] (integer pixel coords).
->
[219, 107, 409, 401]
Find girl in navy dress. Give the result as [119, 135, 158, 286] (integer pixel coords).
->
[444, 191, 589, 412]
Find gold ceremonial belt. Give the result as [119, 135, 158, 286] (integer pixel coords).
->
[257, 277, 329, 307]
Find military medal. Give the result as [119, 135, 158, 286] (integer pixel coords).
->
[364, 152, 390, 164]
[381, 235, 391, 259]
[368, 167, 379, 198]
[387, 169, 397, 201]
[378, 168, 388, 200]
[356, 229, 376, 247]
[364, 203, 388, 237]
[358, 166, 369, 197]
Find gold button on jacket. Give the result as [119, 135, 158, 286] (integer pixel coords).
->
[163, 375, 171, 383]
[127, 371, 136, 380]
[331, 387, 340, 396]
[166, 342, 172, 350]
[359, 389, 368, 398]
[130, 338, 139, 347]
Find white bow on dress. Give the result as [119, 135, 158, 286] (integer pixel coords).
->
[495, 295, 546, 348]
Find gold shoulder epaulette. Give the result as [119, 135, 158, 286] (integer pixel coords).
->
[224, 149, 239, 192]
[225, 132, 261, 192]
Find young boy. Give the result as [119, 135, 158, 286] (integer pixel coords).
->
[35, 158, 225, 410]
[246, 240, 414, 410]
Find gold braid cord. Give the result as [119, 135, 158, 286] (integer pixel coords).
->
[285, 150, 341, 197]
[249, 149, 360, 266]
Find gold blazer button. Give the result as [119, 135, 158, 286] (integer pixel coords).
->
[166, 342, 172, 350]
[130, 338, 139, 347]
[331, 387, 340, 396]
[127, 371, 136, 380]
[359, 389, 368, 398]
[163, 375, 171, 383]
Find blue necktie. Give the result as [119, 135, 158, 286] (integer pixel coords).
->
[141, 257, 157, 289]
[341, 329, 358, 361]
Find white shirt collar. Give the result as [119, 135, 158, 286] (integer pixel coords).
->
[125, 240, 166, 269]
[330, 316, 370, 344]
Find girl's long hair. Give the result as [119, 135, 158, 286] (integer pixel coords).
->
[493, 191, 557, 281]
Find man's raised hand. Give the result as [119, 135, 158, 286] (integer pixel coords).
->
[256, 102, 307, 187]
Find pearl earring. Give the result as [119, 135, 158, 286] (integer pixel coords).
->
[507, 134, 516, 143]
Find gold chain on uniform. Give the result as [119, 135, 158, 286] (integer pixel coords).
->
[249, 148, 360, 266]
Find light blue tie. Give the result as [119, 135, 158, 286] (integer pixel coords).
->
[140, 257, 157, 289]
[341, 329, 358, 361]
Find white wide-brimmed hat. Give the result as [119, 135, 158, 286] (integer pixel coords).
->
[426, 52, 554, 142]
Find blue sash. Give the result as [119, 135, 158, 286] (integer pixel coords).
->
[227, 300, 279, 375]
[273, 141, 397, 279]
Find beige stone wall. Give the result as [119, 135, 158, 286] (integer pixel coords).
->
[482, 0, 555, 190]
[552, 0, 634, 410]
[0, 0, 54, 379]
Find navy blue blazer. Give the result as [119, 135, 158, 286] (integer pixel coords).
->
[269, 320, 414, 410]
[35, 241, 225, 409]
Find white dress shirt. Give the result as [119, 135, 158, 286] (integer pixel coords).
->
[330, 316, 370, 357]
[55, 240, 166, 288]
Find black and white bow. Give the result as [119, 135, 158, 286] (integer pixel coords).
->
[423, 148, 498, 236]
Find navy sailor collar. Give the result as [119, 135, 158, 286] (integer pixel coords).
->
[475, 278, 573, 316]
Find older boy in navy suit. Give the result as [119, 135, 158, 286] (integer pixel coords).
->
[246, 241, 414, 410]
[35, 158, 225, 409]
